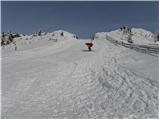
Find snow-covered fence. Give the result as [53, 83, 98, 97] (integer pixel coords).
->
[106, 35, 159, 56]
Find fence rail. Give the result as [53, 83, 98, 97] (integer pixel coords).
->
[106, 35, 159, 56]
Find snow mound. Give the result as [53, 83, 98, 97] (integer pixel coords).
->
[131, 28, 154, 39]
[131, 28, 155, 43]
[2, 30, 78, 52]
[15, 30, 77, 43]
[95, 32, 108, 39]
[52, 30, 77, 38]
[95, 28, 156, 45]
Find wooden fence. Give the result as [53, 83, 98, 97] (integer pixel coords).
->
[106, 35, 159, 56]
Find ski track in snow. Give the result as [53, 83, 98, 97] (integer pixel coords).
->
[2, 38, 158, 118]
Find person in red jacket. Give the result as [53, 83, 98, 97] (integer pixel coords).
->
[85, 36, 93, 51]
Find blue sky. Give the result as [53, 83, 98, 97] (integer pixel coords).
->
[1, 1, 159, 38]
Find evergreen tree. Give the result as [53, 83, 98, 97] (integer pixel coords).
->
[61, 32, 64, 36]
[38, 30, 42, 36]
[1, 32, 5, 46]
[154, 31, 159, 43]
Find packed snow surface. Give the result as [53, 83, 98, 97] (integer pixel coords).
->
[2, 30, 158, 118]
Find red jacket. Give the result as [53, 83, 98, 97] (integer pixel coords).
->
[85, 43, 93, 47]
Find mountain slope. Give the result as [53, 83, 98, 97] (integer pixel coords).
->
[2, 31, 158, 118]
[2, 30, 77, 53]
[95, 28, 156, 45]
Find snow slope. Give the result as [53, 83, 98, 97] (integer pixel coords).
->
[95, 28, 156, 45]
[1, 31, 158, 118]
[2, 30, 77, 53]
